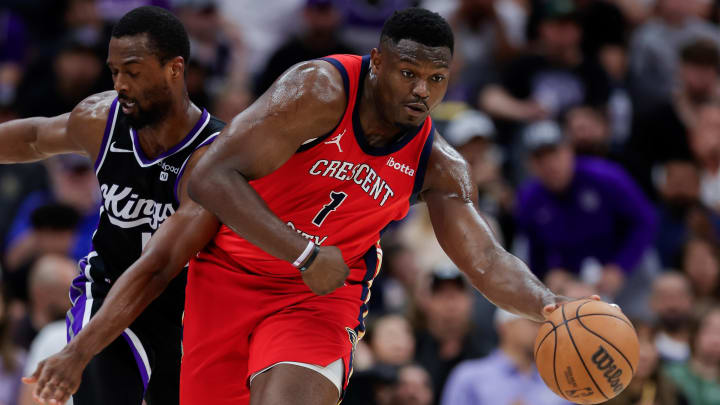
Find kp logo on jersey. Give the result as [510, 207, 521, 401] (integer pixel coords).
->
[100, 183, 175, 230]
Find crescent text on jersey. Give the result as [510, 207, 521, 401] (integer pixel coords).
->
[308, 159, 395, 206]
[100, 183, 175, 230]
[286, 221, 328, 245]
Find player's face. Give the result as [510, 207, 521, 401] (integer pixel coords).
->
[107, 35, 176, 129]
[371, 40, 451, 128]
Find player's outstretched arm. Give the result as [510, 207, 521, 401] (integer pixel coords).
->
[0, 91, 114, 163]
[188, 60, 350, 295]
[422, 134, 569, 322]
[22, 147, 219, 405]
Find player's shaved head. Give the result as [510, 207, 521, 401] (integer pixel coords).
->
[380, 7, 454, 55]
[112, 6, 190, 65]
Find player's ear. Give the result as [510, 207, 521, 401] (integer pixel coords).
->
[170, 56, 184, 79]
[370, 48, 382, 74]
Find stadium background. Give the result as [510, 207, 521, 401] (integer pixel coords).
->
[0, 0, 719, 404]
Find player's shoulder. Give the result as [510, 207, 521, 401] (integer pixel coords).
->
[69, 91, 117, 127]
[275, 59, 346, 106]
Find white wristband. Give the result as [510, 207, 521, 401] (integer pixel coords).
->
[292, 241, 316, 268]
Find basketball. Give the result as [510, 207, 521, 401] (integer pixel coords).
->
[534, 299, 639, 404]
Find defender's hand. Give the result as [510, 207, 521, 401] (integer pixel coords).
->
[301, 246, 349, 295]
[22, 345, 89, 404]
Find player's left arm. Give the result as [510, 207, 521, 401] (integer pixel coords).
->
[22, 147, 219, 405]
[422, 133, 572, 322]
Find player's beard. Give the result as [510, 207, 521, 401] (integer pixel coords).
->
[125, 84, 173, 130]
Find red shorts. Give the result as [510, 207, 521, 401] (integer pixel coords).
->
[179, 246, 380, 405]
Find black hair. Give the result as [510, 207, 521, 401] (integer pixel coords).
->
[111, 6, 190, 64]
[681, 38, 720, 70]
[31, 204, 80, 231]
[380, 8, 454, 54]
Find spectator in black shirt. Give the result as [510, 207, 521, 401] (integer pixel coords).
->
[625, 39, 720, 199]
[480, 0, 610, 122]
[254, 0, 353, 97]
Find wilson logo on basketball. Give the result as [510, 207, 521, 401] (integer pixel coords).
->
[591, 346, 624, 393]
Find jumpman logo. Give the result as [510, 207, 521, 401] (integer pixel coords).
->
[324, 129, 346, 152]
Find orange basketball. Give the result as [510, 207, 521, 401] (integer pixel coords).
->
[534, 299, 639, 404]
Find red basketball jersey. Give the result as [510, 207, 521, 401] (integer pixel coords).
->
[200, 54, 435, 282]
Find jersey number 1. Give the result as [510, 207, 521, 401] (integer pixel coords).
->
[312, 191, 348, 227]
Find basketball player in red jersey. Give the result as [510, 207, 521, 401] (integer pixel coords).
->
[181, 7, 577, 405]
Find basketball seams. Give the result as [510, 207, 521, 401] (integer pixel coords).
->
[562, 304, 609, 400]
[535, 320, 555, 361]
[542, 313, 633, 336]
[575, 313, 636, 376]
[551, 323, 566, 400]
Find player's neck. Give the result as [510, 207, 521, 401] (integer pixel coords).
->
[357, 75, 404, 148]
[135, 97, 202, 160]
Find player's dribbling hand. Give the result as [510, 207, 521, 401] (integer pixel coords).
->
[21, 345, 87, 404]
[302, 245, 350, 295]
[541, 294, 601, 320]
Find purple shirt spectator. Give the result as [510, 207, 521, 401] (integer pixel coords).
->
[516, 157, 657, 278]
[441, 350, 571, 405]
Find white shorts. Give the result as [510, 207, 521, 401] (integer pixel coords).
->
[249, 358, 344, 396]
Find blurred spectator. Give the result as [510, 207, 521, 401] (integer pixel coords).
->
[441, 0, 521, 104]
[688, 103, 720, 214]
[441, 308, 569, 405]
[367, 314, 415, 367]
[392, 363, 433, 405]
[564, 106, 615, 159]
[605, 320, 687, 405]
[629, 0, 720, 111]
[3, 204, 79, 305]
[480, 0, 610, 122]
[211, 79, 252, 123]
[414, 267, 491, 403]
[554, 275, 598, 300]
[12, 254, 76, 350]
[338, 0, 415, 53]
[368, 243, 420, 315]
[3, 155, 100, 272]
[515, 121, 658, 312]
[601, 41, 635, 151]
[651, 272, 695, 363]
[96, 0, 172, 22]
[254, 0, 353, 97]
[0, 284, 26, 405]
[681, 238, 720, 314]
[445, 109, 515, 244]
[342, 363, 397, 405]
[14, 32, 106, 118]
[218, 0, 303, 76]
[653, 160, 720, 268]
[0, 10, 28, 108]
[627, 39, 720, 198]
[174, 0, 246, 107]
[0, 163, 48, 251]
[664, 307, 720, 405]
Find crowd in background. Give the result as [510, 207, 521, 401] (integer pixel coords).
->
[1, 0, 720, 404]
